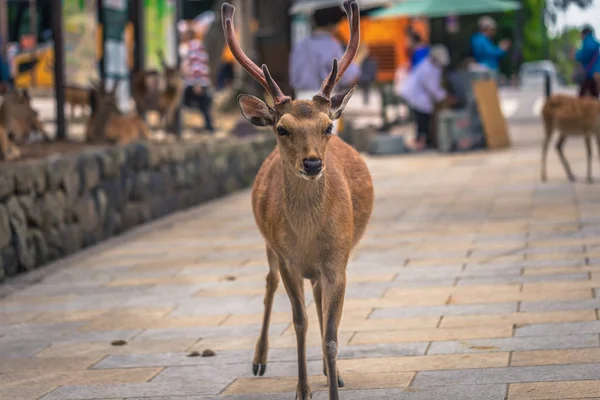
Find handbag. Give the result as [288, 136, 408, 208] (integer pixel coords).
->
[573, 51, 599, 84]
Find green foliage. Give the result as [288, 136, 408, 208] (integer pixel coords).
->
[523, 0, 547, 61]
[549, 27, 581, 83]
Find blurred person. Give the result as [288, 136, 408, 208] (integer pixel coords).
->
[470, 16, 511, 72]
[358, 46, 378, 105]
[447, 55, 477, 110]
[399, 45, 456, 151]
[181, 24, 214, 133]
[408, 32, 429, 70]
[574, 25, 600, 98]
[217, 45, 235, 91]
[289, 8, 363, 133]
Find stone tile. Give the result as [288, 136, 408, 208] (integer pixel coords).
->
[457, 272, 589, 286]
[0, 385, 57, 400]
[511, 348, 600, 367]
[0, 339, 50, 358]
[222, 372, 414, 395]
[35, 339, 197, 359]
[515, 321, 600, 337]
[134, 323, 288, 341]
[40, 381, 230, 400]
[440, 310, 596, 328]
[520, 298, 600, 313]
[508, 381, 600, 399]
[0, 368, 161, 389]
[427, 335, 599, 355]
[449, 288, 592, 304]
[412, 363, 600, 387]
[310, 384, 507, 400]
[370, 303, 518, 319]
[0, 356, 101, 373]
[351, 326, 512, 345]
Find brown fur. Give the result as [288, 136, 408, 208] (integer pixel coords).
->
[131, 49, 184, 130]
[0, 88, 49, 150]
[541, 94, 600, 182]
[222, 2, 372, 399]
[0, 124, 21, 161]
[65, 85, 91, 120]
[86, 80, 151, 145]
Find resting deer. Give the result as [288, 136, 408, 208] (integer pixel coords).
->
[0, 88, 49, 145]
[86, 79, 151, 145]
[222, 2, 373, 399]
[131, 50, 183, 130]
[541, 94, 600, 183]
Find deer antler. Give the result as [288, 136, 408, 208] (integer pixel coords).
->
[316, 0, 360, 101]
[221, 3, 290, 106]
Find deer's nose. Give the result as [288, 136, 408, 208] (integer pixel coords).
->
[303, 158, 322, 176]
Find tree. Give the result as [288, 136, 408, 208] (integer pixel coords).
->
[545, 0, 595, 25]
[549, 26, 581, 83]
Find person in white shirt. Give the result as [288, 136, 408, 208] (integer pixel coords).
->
[400, 45, 455, 150]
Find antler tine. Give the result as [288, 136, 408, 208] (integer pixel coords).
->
[221, 3, 290, 105]
[334, 0, 360, 87]
[315, 59, 339, 101]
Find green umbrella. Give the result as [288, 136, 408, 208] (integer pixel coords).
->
[369, 0, 520, 19]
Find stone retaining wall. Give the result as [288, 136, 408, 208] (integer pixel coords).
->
[0, 135, 276, 280]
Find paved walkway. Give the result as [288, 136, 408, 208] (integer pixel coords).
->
[2, 123, 600, 400]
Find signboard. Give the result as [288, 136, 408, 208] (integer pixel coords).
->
[63, 0, 99, 87]
[145, 0, 177, 70]
[472, 79, 511, 149]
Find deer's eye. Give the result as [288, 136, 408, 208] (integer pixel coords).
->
[276, 126, 289, 136]
[325, 124, 334, 135]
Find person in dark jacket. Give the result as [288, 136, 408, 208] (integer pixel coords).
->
[358, 46, 378, 105]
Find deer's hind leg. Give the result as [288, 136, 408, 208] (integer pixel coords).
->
[252, 245, 280, 376]
[541, 117, 553, 182]
[555, 134, 575, 182]
[312, 279, 344, 388]
[585, 135, 593, 183]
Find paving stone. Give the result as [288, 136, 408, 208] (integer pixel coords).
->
[511, 348, 600, 367]
[134, 323, 288, 341]
[370, 303, 518, 319]
[515, 321, 600, 337]
[508, 380, 600, 399]
[310, 384, 507, 400]
[427, 334, 600, 355]
[40, 381, 230, 400]
[0, 356, 100, 373]
[520, 298, 600, 312]
[412, 363, 600, 387]
[0, 339, 50, 358]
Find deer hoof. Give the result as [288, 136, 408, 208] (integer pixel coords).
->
[252, 363, 266, 376]
[295, 387, 312, 400]
[337, 375, 345, 387]
[587, 177, 594, 184]
[568, 176, 576, 182]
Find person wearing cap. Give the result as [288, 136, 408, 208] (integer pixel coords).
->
[470, 16, 511, 72]
[289, 8, 364, 134]
[575, 25, 600, 98]
[399, 45, 457, 151]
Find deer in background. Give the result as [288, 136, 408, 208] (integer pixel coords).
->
[541, 94, 600, 183]
[0, 88, 50, 144]
[86, 79, 151, 145]
[131, 49, 184, 131]
[222, 2, 373, 399]
[65, 85, 91, 120]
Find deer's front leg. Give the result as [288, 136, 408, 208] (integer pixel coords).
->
[321, 270, 346, 400]
[279, 264, 311, 400]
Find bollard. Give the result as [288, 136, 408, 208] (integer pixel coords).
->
[544, 70, 552, 98]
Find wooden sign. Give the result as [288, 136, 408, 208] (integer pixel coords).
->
[472, 79, 511, 149]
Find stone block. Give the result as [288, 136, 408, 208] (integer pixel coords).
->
[18, 194, 42, 228]
[6, 195, 35, 271]
[78, 153, 101, 191]
[0, 204, 10, 248]
[1, 245, 19, 276]
[13, 162, 38, 193]
[30, 228, 48, 265]
[96, 151, 119, 179]
[40, 191, 66, 230]
[0, 168, 14, 199]
[131, 171, 150, 201]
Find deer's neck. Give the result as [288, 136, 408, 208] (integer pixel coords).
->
[281, 165, 328, 229]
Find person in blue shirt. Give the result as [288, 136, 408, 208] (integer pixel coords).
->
[575, 25, 600, 98]
[470, 16, 511, 72]
[408, 32, 429, 70]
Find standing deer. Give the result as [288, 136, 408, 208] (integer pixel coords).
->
[541, 94, 600, 183]
[222, 2, 373, 399]
[131, 49, 183, 130]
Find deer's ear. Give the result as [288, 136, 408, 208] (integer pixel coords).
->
[238, 94, 275, 127]
[330, 86, 356, 121]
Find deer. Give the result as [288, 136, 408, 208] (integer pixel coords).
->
[86, 79, 151, 146]
[65, 84, 91, 120]
[541, 93, 600, 183]
[221, 2, 373, 399]
[0, 124, 21, 161]
[131, 49, 183, 131]
[0, 88, 50, 145]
